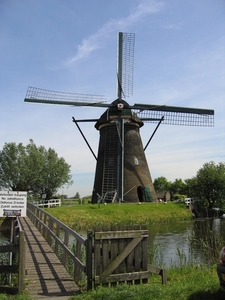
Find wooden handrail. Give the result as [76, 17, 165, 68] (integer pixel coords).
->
[26, 202, 90, 287]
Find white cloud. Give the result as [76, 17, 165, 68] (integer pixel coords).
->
[161, 23, 182, 30]
[66, 0, 165, 65]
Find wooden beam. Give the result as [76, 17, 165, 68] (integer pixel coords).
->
[95, 230, 148, 240]
[95, 271, 149, 284]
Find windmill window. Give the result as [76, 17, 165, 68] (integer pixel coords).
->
[134, 157, 139, 165]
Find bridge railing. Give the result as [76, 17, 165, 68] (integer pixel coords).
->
[0, 217, 26, 294]
[27, 202, 92, 289]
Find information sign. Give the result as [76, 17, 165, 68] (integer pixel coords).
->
[0, 191, 27, 217]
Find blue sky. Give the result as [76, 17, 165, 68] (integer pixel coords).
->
[1, 0, 224, 197]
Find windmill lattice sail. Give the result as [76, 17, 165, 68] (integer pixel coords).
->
[117, 32, 135, 99]
[25, 86, 107, 106]
[132, 104, 214, 126]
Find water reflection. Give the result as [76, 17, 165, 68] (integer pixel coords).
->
[148, 218, 225, 268]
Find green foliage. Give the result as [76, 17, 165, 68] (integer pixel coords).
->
[154, 177, 189, 200]
[154, 161, 225, 207]
[71, 265, 224, 300]
[188, 221, 225, 264]
[0, 140, 73, 199]
[184, 177, 198, 197]
[0, 293, 33, 300]
[0, 141, 27, 191]
[153, 176, 171, 192]
[194, 161, 225, 209]
[173, 194, 187, 201]
[170, 178, 186, 198]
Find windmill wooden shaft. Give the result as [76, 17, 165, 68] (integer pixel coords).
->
[92, 99, 157, 204]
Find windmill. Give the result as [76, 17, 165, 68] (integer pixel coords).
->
[24, 32, 214, 204]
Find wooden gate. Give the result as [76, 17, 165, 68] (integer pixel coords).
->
[93, 225, 149, 287]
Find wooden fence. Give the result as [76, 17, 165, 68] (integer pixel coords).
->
[93, 225, 149, 287]
[32, 198, 61, 208]
[92, 225, 167, 287]
[27, 202, 166, 290]
[0, 217, 26, 294]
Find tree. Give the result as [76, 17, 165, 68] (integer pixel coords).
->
[153, 176, 171, 191]
[195, 161, 225, 209]
[0, 140, 73, 199]
[184, 177, 198, 198]
[170, 178, 186, 197]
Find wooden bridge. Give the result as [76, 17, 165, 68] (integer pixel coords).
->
[20, 216, 80, 299]
[0, 202, 167, 299]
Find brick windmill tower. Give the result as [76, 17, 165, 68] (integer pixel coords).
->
[24, 32, 214, 204]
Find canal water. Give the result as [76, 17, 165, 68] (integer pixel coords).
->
[0, 218, 224, 268]
[148, 218, 225, 268]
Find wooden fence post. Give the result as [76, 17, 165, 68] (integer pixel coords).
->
[54, 223, 60, 256]
[35, 207, 39, 228]
[63, 231, 69, 267]
[86, 230, 93, 291]
[42, 213, 47, 239]
[148, 264, 167, 285]
[18, 230, 26, 293]
[47, 218, 53, 246]
[160, 268, 167, 285]
[74, 240, 81, 283]
[141, 224, 148, 284]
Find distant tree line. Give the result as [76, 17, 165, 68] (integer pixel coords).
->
[60, 192, 80, 200]
[153, 161, 225, 209]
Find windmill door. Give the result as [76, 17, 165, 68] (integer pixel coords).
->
[145, 187, 153, 202]
[93, 225, 149, 287]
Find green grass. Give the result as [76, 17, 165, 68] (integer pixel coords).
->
[45, 202, 192, 231]
[70, 264, 225, 300]
[0, 293, 32, 300]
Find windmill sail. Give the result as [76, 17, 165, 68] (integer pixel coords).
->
[24, 88, 214, 127]
[132, 104, 214, 126]
[24, 86, 108, 107]
[117, 32, 135, 99]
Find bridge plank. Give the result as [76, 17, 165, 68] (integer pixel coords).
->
[20, 217, 80, 299]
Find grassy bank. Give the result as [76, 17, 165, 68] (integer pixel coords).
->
[45, 202, 192, 231]
[71, 264, 224, 300]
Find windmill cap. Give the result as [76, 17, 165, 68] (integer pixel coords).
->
[95, 99, 143, 130]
